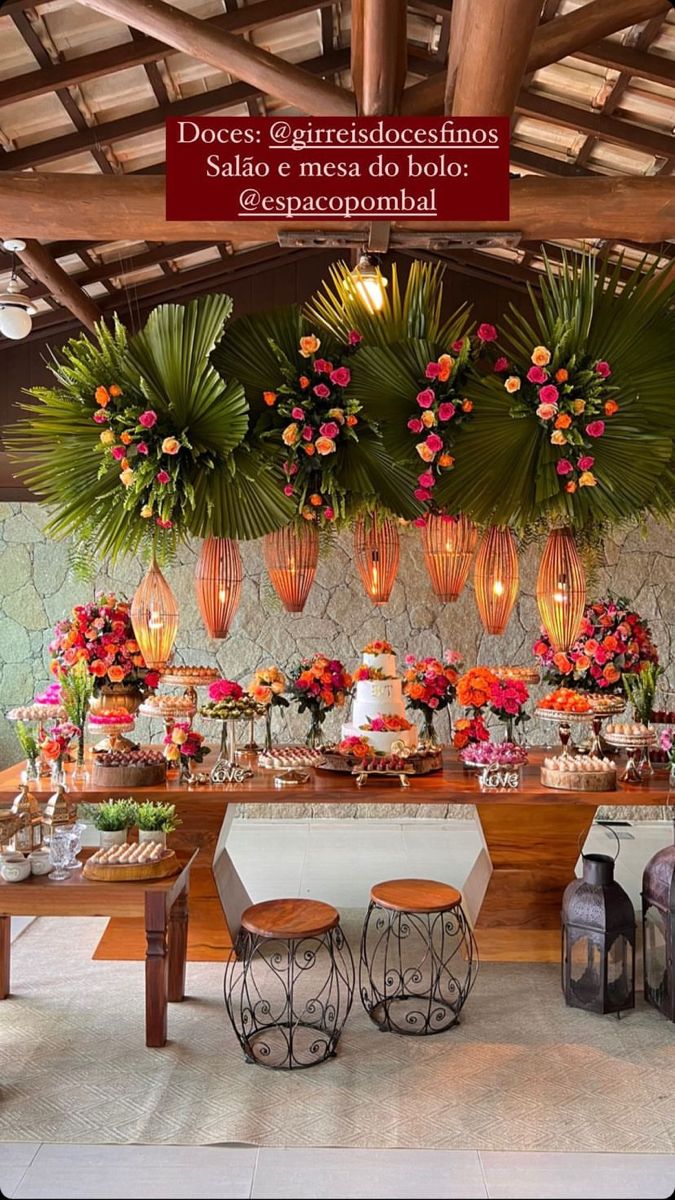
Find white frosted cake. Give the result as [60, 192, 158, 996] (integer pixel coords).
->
[342, 641, 417, 754]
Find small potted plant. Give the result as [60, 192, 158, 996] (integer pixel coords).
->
[135, 801, 181, 847]
[86, 798, 137, 847]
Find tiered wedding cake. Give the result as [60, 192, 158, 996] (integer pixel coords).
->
[342, 640, 418, 755]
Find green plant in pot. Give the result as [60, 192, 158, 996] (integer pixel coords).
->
[135, 801, 181, 847]
[84, 798, 137, 847]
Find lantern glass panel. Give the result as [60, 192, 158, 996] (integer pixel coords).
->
[644, 905, 668, 1006]
[568, 933, 602, 1005]
[607, 934, 632, 1010]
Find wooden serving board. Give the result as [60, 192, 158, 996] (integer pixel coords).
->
[540, 767, 617, 792]
[83, 848, 179, 882]
[91, 762, 167, 788]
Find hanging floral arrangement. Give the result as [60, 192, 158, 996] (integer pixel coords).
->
[533, 595, 659, 693]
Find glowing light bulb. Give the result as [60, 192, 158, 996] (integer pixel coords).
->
[349, 253, 388, 314]
[148, 608, 163, 630]
[493, 579, 505, 597]
[218, 588, 227, 604]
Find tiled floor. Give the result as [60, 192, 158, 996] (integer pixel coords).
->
[2, 1144, 674, 1199]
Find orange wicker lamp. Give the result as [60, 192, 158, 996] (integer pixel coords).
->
[536, 527, 586, 652]
[130, 560, 179, 670]
[421, 513, 478, 602]
[354, 513, 400, 605]
[474, 525, 519, 635]
[195, 537, 242, 639]
[263, 523, 319, 613]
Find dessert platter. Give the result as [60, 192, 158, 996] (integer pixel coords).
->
[83, 840, 179, 881]
[541, 752, 617, 792]
[160, 665, 220, 706]
[139, 692, 196, 737]
[258, 745, 326, 769]
[88, 709, 137, 752]
[460, 741, 529, 770]
[604, 721, 656, 783]
[91, 748, 167, 788]
[491, 665, 541, 685]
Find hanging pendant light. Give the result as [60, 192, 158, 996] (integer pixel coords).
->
[421, 513, 478, 602]
[354, 513, 400, 605]
[348, 252, 388, 313]
[131, 559, 179, 670]
[536, 527, 586, 652]
[474, 525, 519, 635]
[264, 523, 319, 613]
[195, 537, 242, 639]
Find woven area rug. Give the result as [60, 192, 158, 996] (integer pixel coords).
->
[1, 914, 674, 1151]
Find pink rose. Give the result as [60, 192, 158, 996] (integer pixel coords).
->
[494, 357, 509, 373]
[539, 384, 559, 404]
[556, 459, 573, 475]
[111, 446, 125, 461]
[407, 418, 423, 433]
[156, 470, 170, 484]
[527, 365, 547, 384]
[324, 507, 335, 520]
[413, 517, 426, 528]
[319, 421, 339, 439]
[139, 410, 158, 428]
[209, 679, 243, 702]
[291, 406, 305, 420]
[425, 433, 443, 454]
[92, 410, 108, 424]
[136, 442, 149, 455]
[313, 383, 331, 399]
[330, 366, 350, 387]
[414, 488, 432, 502]
[438, 401, 456, 422]
[302, 425, 314, 441]
[348, 330, 362, 345]
[418, 471, 435, 489]
[416, 388, 435, 409]
[595, 361, 611, 378]
[283, 484, 294, 497]
[477, 323, 497, 342]
[425, 362, 441, 379]
[594, 647, 608, 666]
[578, 455, 595, 470]
[313, 358, 332, 374]
[536, 403, 557, 421]
[452, 339, 465, 352]
[586, 420, 605, 438]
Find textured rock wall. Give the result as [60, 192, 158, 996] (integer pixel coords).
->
[0, 503, 672, 819]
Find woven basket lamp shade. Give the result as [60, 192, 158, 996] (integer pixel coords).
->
[474, 526, 519, 635]
[263, 523, 319, 613]
[354, 513, 400, 605]
[536, 527, 586, 653]
[130, 560, 179, 671]
[195, 537, 242, 639]
[421, 513, 478, 602]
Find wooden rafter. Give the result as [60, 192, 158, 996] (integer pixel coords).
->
[358, 0, 408, 116]
[9, 239, 102, 331]
[448, 0, 542, 116]
[515, 89, 675, 163]
[78, 0, 355, 116]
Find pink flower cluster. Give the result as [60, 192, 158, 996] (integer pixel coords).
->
[534, 595, 659, 693]
[488, 678, 529, 719]
[208, 679, 243, 702]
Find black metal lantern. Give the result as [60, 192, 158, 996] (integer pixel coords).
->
[562, 833, 635, 1016]
[642, 844, 675, 1021]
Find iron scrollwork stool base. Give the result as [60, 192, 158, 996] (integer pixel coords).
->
[360, 878, 478, 1036]
[224, 898, 354, 1069]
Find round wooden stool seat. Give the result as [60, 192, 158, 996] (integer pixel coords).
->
[241, 898, 340, 940]
[370, 878, 462, 914]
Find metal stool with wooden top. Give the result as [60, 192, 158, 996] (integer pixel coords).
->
[224, 898, 354, 1069]
[360, 878, 478, 1036]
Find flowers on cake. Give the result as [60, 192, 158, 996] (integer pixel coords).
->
[533, 595, 659, 693]
[361, 715, 413, 732]
[49, 595, 159, 696]
[338, 735, 375, 760]
[162, 723, 209, 766]
[363, 639, 394, 654]
[353, 666, 388, 681]
[493, 344, 619, 493]
[289, 654, 352, 746]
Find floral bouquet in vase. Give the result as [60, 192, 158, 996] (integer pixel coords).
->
[402, 650, 463, 746]
[50, 594, 159, 709]
[163, 723, 209, 778]
[248, 666, 289, 750]
[488, 677, 530, 744]
[288, 655, 352, 747]
[453, 667, 498, 753]
[533, 595, 659, 694]
[39, 721, 80, 784]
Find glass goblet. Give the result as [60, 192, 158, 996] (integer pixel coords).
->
[67, 821, 87, 870]
[49, 829, 72, 881]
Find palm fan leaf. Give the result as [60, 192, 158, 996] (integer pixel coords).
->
[187, 448, 295, 540]
[305, 259, 471, 348]
[350, 339, 444, 462]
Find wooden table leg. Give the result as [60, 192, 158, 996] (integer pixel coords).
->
[167, 887, 188, 1003]
[0, 915, 10, 999]
[144, 893, 169, 1047]
[473, 802, 596, 963]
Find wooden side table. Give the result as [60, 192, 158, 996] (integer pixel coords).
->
[0, 849, 198, 1047]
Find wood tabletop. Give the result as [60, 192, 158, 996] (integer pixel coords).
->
[0, 750, 670, 808]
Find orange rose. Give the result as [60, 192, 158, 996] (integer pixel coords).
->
[421, 410, 436, 428]
[161, 436, 180, 455]
[299, 376, 310, 390]
[315, 436, 336, 455]
[40, 739, 62, 761]
[552, 653, 573, 674]
[531, 346, 551, 367]
[90, 658, 108, 677]
[282, 423, 299, 446]
[299, 335, 320, 358]
[461, 399, 473, 413]
[109, 384, 122, 397]
[604, 400, 619, 416]
[107, 665, 126, 683]
[437, 354, 454, 382]
[263, 391, 278, 407]
[554, 413, 572, 429]
[603, 664, 620, 684]
[309, 493, 323, 507]
[345, 414, 358, 426]
[575, 654, 591, 671]
[456, 667, 498, 710]
[407, 682, 425, 701]
[555, 368, 569, 383]
[578, 471, 597, 487]
[438, 453, 454, 468]
[95, 386, 109, 407]
[504, 376, 521, 394]
[565, 481, 577, 493]
[120, 431, 133, 445]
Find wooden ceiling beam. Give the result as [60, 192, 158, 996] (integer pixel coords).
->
[515, 89, 675, 162]
[1, 173, 673, 243]
[358, 0, 408, 115]
[0, 0, 333, 109]
[0, 50, 349, 172]
[78, 0, 354, 116]
[574, 38, 675, 87]
[448, 0, 542, 116]
[19, 241, 222, 301]
[9, 239, 102, 332]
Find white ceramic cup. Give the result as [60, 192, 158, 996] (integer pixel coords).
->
[29, 851, 52, 876]
[1, 858, 31, 882]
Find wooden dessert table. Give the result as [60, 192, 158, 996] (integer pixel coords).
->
[0, 848, 197, 1047]
[0, 752, 670, 964]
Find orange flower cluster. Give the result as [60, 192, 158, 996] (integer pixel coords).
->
[456, 666, 499, 711]
[248, 665, 286, 706]
[538, 688, 591, 714]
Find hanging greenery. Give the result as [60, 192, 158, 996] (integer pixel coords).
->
[212, 303, 422, 525]
[8, 295, 294, 562]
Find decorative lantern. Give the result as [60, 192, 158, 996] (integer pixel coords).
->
[41, 783, 75, 844]
[131, 560, 179, 671]
[9, 783, 42, 852]
[536, 527, 586, 652]
[642, 844, 675, 1021]
[473, 525, 519, 635]
[263, 523, 319, 613]
[195, 537, 242, 639]
[421, 513, 477, 602]
[562, 836, 635, 1016]
[354, 513, 400, 605]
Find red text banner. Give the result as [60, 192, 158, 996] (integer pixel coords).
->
[166, 116, 510, 222]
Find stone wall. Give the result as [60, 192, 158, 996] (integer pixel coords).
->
[0, 502, 672, 818]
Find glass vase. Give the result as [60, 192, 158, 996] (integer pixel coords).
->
[22, 757, 39, 783]
[306, 709, 324, 749]
[264, 706, 274, 752]
[503, 716, 515, 744]
[419, 712, 438, 749]
[71, 732, 88, 785]
[50, 758, 66, 787]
